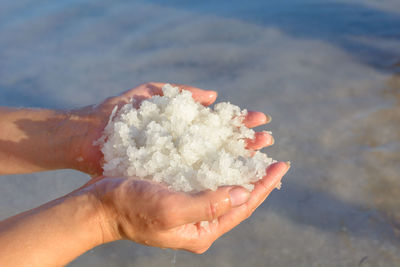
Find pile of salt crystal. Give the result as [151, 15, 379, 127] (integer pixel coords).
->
[98, 84, 274, 192]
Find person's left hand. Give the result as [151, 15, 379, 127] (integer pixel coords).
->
[82, 162, 289, 253]
[68, 82, 273, 176]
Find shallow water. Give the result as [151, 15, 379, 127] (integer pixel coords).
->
[0, 1, 399, 266]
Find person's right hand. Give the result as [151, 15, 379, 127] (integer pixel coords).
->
[66, 82, 274, 176]
[86, 161, 289, 253]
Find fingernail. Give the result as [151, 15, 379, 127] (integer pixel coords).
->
[265, 114, 272, 123]
[206, 91, 217, 105]
[209, 91, 217, 97]
[285, 161, 291, 169]
[229, 187, 250, 207]
[270, 135, 275, 145]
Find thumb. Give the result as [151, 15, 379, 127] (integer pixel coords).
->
[174, 186, 250, 225]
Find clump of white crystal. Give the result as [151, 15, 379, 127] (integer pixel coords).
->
[99, 84, 273, 192]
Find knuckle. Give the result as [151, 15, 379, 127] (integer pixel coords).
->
[205, 201, 219, 221]
[153, 210, 173, 230]
[144, 82, 154, 88]
[154, 209, 172, 229]
[103, 96, 116, 104]
[157, 217, 173, 230]
[245, 208, 254, 219]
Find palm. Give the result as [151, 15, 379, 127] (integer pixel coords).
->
[90, 162, 288, 253]
[77, 82, 272, 176]
[150, 162, 288, 254]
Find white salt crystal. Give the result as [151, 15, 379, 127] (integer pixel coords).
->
[98, 84, 274, 192]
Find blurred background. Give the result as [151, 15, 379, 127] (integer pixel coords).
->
[1, 0, 399, 266]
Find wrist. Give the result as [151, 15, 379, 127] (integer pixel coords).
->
[62, 107, 104, 175]
[82, 178, 123, 244]
[62, 190, 106, 248]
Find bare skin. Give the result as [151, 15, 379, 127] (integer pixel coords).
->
[0, 82, 273, 175]
[0, 82, 288, 266]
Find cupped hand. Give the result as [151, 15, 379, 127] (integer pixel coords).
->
[69, 82, 273, 176]
[79, 100, 284, 253]
[86, 162, 289, 253]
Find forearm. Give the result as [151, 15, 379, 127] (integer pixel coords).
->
[0, 107, 94, 175]
[0, 189, 104, 266]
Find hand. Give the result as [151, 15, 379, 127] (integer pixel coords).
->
[0, 82, 285, 266]
[81, 106, 285, 253]
[0, 163, 288, 266]
[69, 82, 274, 176]
[87, 162, 289, 253]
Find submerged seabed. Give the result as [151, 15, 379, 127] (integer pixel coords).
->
[0, 0, 399, 266]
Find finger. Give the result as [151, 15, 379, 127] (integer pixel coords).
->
[246, 131, 274, 150]
[215, 162, 290, 235]
[116, 84, 161, 105]
[243, 111, 271, 128]
[151, 82, 218, 106]
[247, 162, 289, 210]
[169, 186, 250, 227]
[118, 82, 218, 106]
